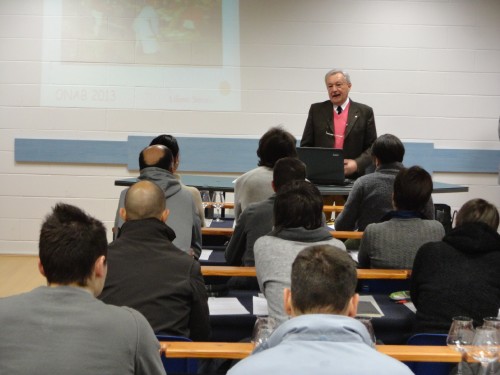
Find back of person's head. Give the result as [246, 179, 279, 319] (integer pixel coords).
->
[273, 157, 306, 192]
[257, 126, 297, 168]
[124, 180, 166, 221]
[39, 203, 107, 286]
[291, 245, 357, 315]
[393, 166, 432, 212]
[139, 145, 174, 171]
[371, 134, 405, 164]
[274, 180, 323, 231]
[149, 134, 179, 159]
[455, 198, 499, 230]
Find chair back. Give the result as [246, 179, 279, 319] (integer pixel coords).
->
[156, 335, 198, 375]
[406, 333, 454, 375]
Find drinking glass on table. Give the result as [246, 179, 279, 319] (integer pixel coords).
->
[483, 317, 500, 330]
[251, 317, 276, 348]
[447, 316, 475, 375]
[211, 191, 225, 222]
[468, 326, 499, 375]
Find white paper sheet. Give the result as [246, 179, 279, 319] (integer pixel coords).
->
[199, 249, 213, 261]
[208, 297, 250, 315]
[403, 302, 417, 313]
[357, 295, 385, 317]
[252, 296, 269, 316]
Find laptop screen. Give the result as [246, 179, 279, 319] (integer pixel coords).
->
[297, 147, 346, 185]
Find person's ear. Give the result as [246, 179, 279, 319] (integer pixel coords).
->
[271, 181, 276, 192]
[160, 208, 170, 222]
[93, 255, 107, 279]
[119, 207, 127, 222]
[373, 156, 381, 168]
[347, 293, 359, 317]
[38, 259, 46, 277]
[283, 288, 294, 316]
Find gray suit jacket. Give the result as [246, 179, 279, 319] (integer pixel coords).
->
[300, 99, 377, 176]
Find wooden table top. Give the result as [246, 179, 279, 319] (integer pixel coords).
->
[160, 341, 461, 362]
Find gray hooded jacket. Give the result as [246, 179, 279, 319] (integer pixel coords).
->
[115, 167, 202, 256]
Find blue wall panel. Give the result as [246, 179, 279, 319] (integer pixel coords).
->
[14, 137, 500, 174]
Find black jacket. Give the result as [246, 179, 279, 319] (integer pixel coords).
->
[410, 222, 500, 333]
[99, 218, 210, 340]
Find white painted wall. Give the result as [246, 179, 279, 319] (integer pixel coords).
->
[1, 0, 499, 254]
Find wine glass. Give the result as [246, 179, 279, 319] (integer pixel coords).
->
[483, 317, 500, 330]
[468, 326, 499, 375]
[211, 191, 225, 222]
[200, 190, 211, 226]
[482, 318, 500, 375]
[251, 317, 276, 348]
[355, 316, 376, 345]
[447, 316, 475, 375]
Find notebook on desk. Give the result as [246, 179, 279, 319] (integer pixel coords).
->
[297, 147, 351, 186]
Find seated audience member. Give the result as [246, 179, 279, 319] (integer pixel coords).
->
[225, 157, 307, 267]
[228, 245, 413, 375]
[0, 203, 164, 375]
[149, 134, 205, 226]
[254, 180, 346, 324]
[101, 180, 210, 340]
[358, 166, 445, 269]
[234, 126, 297, 220]
[115, 144, 202, 257]
[411, 198, 500, 333]
[335, 134, 434, 233]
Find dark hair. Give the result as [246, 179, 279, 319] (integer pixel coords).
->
[39, 203, 107, 286]
[393, 166, 433, 212]
[139, 145, 174, 171]
[273, 157, 306, 191]
[274, 180, 323, 231]
[149, 134, 179, 158]
[455, 198, 499, 230]
[257, 127, 297, 168]
[371, 134, 405, 164]
[291, 245, 357, 314]
[124, 180, 166, 220]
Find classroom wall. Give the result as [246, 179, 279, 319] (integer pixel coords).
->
[1, 0, 499, 254]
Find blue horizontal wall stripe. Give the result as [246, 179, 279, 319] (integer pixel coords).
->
[128, 136, 259, 172]
[15, 139, 127, 165]
[14, 137, 500, 174]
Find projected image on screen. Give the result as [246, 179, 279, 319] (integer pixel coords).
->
[41, 0, 240, 111]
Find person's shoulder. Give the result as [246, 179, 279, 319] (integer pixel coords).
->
[349, 100, 374, 111]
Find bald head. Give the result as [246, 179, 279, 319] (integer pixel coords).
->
[123, 180, 166, 221]
[139, 145, 174, 171]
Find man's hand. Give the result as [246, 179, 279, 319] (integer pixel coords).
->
[344, 159, 358, 176]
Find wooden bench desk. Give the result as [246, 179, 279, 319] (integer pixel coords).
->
[201, 266, 411, 279]
[160, 341, 461, 362]
[202, 227, 362, 240]
[222, 202, 344, 213]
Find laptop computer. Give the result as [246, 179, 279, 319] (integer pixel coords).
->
[297, 147, 351, 186]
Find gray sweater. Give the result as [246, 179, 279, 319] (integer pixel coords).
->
[234, 166, 274, 220]
[358, 217, 445, 269]
[0, 286, 164, 375]
[254, 227, 346, 324]
[335, 162, 435, 231]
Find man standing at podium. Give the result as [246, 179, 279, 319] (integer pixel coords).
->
[300, 69, 377, 178]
